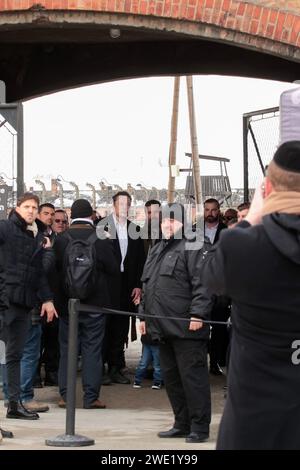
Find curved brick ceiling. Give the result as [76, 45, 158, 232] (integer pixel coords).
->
[0, 0, 299, 51]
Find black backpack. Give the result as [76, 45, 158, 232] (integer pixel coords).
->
[63, 231, 98, 300]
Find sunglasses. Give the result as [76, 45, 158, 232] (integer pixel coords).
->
[54, 219, 67, 224]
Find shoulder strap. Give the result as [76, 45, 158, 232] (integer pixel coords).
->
[86, 230, 98, 244]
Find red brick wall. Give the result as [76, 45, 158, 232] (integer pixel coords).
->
[0, 0, 300, 47]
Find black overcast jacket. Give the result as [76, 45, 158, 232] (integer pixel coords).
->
[200, 215, 300, 450]
[0, 210, 52, 308]
[139, 234, 213, 341]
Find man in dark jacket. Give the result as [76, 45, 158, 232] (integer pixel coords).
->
[139, 203, 213, 444]
[200, 140, 300, 450]
[203, 198, 229, 375]
[0, 193, 57, 420]
[54, 198, 119, 408]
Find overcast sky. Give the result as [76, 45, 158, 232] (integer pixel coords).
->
[22, 75, 297, 192]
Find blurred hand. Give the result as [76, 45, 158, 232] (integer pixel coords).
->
[245, 180, 265, 226]
[132, 288, 142, 306]
[43, 237, 52, 248]
[189, 317, 203, 331]
[139, 321, 146, 335]
[40, 302, 58, 322]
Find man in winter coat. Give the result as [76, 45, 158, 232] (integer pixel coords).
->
[0, 193, 57, 420]
[200, 140, 300, 450]
[139, 203, 213, 444]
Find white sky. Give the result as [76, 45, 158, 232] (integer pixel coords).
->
[23, 75, 297, 191]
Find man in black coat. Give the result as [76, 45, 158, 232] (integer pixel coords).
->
[0, 193, 57, 420]
[203, 198, 229, 375]
[100, 191, 145, 384]
[200, 140, 300, 450]
[139, 203, 213, 443]
[54, 199, 119, 409]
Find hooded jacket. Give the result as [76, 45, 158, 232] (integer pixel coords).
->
[200, 214, 300, 450]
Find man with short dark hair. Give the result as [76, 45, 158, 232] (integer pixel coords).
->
[237, 202, 251, 222]
[200, 140, 300, 450]
[38, 203, 55, 240]
[203, 198, 229, 375]
[142, 199, 161, 256]
[0, 193, 57, 420]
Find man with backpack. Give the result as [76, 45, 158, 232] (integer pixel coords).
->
[54, 199, 119, 409]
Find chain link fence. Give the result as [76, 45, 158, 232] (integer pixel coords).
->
[243, 107, 279, 201]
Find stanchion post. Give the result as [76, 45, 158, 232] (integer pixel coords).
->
[45, 299, 94, 447]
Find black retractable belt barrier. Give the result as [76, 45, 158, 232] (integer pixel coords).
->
[46, 299, 94, 447]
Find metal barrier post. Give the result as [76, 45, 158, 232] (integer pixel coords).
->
[46, 299, 94, 447]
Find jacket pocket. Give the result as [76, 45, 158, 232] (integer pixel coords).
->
[160, 253, 179, 276]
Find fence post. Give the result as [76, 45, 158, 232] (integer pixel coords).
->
[45, 299, 94, 447]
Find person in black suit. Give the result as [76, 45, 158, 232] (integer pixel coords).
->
[54, 199, 119, 408]
[203, 198, 229, 375]
[101, 191, 146, 384]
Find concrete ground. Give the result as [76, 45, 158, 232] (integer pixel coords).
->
[0, 340, 226, 450]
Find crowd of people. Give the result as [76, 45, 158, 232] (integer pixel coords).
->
[0, 140, 300, 449]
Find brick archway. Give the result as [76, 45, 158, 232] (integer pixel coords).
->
[0, 1, 300, 100]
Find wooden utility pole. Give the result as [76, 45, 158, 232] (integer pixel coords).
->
[186, 76, 203, 211]
[168, 77, 180, 203]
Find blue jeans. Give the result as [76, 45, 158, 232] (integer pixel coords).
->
[2, 323, 42, 402]
[134, 344, 162, 384]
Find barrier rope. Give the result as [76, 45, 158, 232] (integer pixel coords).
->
[77, 303, 231, 326]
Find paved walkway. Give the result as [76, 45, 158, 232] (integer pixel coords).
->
[0, 341, 226, 450]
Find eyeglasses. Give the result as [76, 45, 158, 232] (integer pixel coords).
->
[54, 219, 67, 224]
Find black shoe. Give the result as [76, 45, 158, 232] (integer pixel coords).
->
[44, 372, 58, 386]
[6, 401, 39, 420]
[110, 368, 130, 384]
[185, 432, 209, 443]
[0, 427, 14, 438]
[210, 364, 224, 376]
[158, 427, 189, 438]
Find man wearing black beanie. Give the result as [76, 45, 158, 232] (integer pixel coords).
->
[54, 198, 118, 409]
[139, 203, 213, 443]
[200, 140, 300, 450]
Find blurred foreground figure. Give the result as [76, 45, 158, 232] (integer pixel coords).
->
[201, 141, 300, 450]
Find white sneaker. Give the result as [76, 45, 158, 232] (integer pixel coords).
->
[133, 382, 141, 389]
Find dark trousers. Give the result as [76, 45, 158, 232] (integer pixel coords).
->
[160, 338, 211, 435]
[210, 298, 230, 367]
[40, 317, 59, 375]
[104, 272, 132, 370]
[104, 314, 129, 370]
[4, 304, 31, 402]
[58, 313, 105, 406]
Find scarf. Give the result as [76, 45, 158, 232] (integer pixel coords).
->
[262, 191, 300, 216]
[26, 221, 38, 238]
